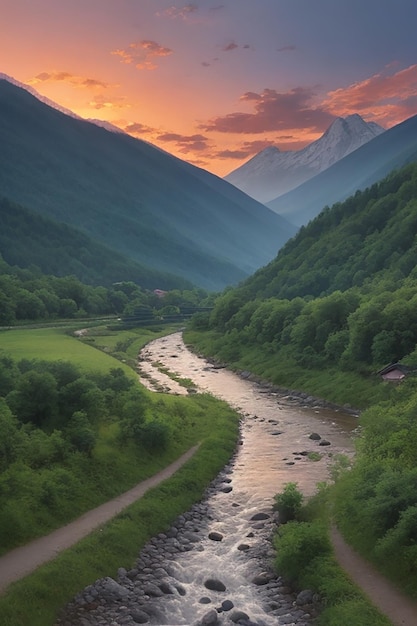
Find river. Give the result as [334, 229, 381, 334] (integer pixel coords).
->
[59, 332, 357, 626]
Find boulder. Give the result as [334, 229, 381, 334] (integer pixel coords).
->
[208, 531, 224, 542]
[204, 578, 226, 592]
[200, 608, 219, 625]
[130, 609, 150, 624]
[296, 589, 314, 605]
[250, 512, 270, 521]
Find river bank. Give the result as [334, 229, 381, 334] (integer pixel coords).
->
[54, 332, 357, 625]
[56, 460, 318, 626]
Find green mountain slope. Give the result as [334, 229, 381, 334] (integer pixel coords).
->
[0, 79, 296, 290]
[191, 162, 417, 381]
[234, 162, 417, 301]
[0, 196, 192, 290]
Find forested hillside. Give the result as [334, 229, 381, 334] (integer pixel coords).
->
[236, 161, 417, 301]
[0, 197, 192, 291]
[185, 160, 417, 596]
[200, 162, 417, 373]
[0, 79, 296, 290]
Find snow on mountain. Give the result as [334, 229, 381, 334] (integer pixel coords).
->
[0, 73, 125, 135]
[225, 114, 385, 203]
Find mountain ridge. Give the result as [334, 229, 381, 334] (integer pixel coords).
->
[0, 78, 296, 291]
[266, 112, 417, 227]
[225, 114, 385, 203]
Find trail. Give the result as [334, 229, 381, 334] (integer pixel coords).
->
[0, 444, 199, 595]
[330, 526, 417, 626]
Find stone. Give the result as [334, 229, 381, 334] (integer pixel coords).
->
[230, 610, 250, 623]
[250, 512, 270, 521]
[200, 608, 219, 625]
[208, 531, 223, 542]
[221, 599, 234, 611]
[319, 439, 331, 446]
[296, 589, 314, 605]
[199, 597, 212, 604]
[237, 544, 250, 551]
[309, 432, 321, 440]
[252, 573, 271, 585]
[99, 577, 130, 601]
[159, 581, 175, 594]
[221, 486, 233, 493]
[130, 609, 150, 624]
[204, 578, 226, 592]
[143, 583, 164, 597]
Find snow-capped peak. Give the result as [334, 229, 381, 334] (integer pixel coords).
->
[225, 114, 385, 203]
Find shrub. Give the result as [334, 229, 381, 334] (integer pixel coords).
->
[140, 421, 170, 451]
[274, 519, 331, 582]
[273, 482, 304, 522]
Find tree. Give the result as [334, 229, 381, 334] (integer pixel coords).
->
[65, 411, 96, 455]
[7, 370, 58, 427]
[0, 399, 23, 471]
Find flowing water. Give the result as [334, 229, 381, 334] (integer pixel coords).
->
[129, 332, 358, 625]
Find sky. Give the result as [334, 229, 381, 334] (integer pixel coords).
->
[2, 0, 417, 176]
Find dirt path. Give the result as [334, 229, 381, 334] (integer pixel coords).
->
[331, 526, 417, 626]
[0, 445, 199, 595]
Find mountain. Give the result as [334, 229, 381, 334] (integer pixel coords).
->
[267, 113, 417, 227]
[0, 78, 296, 291]
[225, 114, 385, 203]
[231, 161, 417, 302]
[0, 196, 192, 290]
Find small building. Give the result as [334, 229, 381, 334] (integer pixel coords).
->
[377, 363, 411, 382]
[153, 289, 168, 298]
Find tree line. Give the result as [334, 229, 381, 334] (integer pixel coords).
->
[0, 254, 212, 326]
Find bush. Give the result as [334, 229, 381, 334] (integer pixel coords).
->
[140, 421, 170, 451]
[274, 519, 331, 582]
[273, 482, 304, 522]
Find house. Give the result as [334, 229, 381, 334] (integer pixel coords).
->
[377, 363, 411, 382]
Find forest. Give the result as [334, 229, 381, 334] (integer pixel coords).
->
[0, 197, 193, 291]
[0, 252, 211, 326]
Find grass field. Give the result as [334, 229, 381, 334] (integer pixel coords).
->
[0, 324, 176, 378]
[0, 327, 136, 375]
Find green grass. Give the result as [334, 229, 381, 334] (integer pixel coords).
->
[0, 327, 135, 376]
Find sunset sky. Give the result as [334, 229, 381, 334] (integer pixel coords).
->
[2, 0, 417, 176]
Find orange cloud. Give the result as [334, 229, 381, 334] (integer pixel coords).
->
[112, 40, 173, 70]
[29, 72, 108, 89]
[156, 132, 210, 153]
[88, 94, 128, 110]
[123, 121, 155, 135]
[201, 87, 334, 134]
[323, 64, 417, 126]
